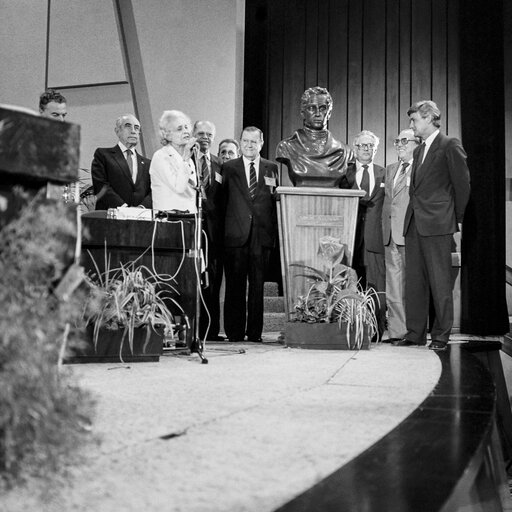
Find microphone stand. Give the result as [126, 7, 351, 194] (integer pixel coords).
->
[192, 146, 208, 364]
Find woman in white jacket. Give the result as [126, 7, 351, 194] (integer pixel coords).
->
[150, 110, 198, 213]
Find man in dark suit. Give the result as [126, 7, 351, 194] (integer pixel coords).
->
[192, 120, 225, 341]
[220, 126, 278, 342]
[346, 130, 386, 335]
[394, 100, 470, 351]
[91, 114, 152, 210]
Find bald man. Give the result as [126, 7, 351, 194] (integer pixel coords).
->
[91, 114, 152, 210]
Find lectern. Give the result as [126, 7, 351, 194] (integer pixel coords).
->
[277, 187, 365, 319]
[81, 214, 197, 348]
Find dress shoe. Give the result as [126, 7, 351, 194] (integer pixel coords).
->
[247, 338, 263, 343]
[384, 337, 401, 344]
[393, 338, 419, 347]
[429, 340, 448, 351]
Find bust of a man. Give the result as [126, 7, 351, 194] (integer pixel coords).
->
[276, 86, 353, 187]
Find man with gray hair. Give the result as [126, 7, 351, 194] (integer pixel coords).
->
[192, 120, 225, 341]
[91, 113, 152, 210]
[347, 130, 386, 336]
[394, 100, 470, 351]
[382, 128, 420, 341]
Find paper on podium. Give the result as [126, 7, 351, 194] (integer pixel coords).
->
[114, 207, 153, 221]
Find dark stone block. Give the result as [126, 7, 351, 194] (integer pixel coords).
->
[0, 106, 80, 184]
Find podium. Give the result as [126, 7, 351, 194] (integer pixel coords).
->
[277, 187, 365, 319]
[81, 214, 197, 347]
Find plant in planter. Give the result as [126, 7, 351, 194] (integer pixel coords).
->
[287, 236, 379, 350]
[77, 258, 182, 363]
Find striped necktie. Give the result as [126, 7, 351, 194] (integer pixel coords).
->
[249, 162, 257, 199]
[394, 162, 409, 191]
[201, 154, 210, 191]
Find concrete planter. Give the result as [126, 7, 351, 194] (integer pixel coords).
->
[66, 325, 164, 363]
[285, 321, 370, 350]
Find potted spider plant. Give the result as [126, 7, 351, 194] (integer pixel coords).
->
[285, 236, 378, 350]
[69, 258, 183, 363]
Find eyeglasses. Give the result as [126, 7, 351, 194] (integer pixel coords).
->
[393, 138, 416, 146]
[355, 143, 375, 151]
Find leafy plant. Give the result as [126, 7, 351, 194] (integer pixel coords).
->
[291, 236, 378, 348]
[0, 190, 94, 487]
[83, 255, 181, 359]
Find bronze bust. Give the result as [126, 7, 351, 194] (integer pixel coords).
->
[276, 86, 353, 187]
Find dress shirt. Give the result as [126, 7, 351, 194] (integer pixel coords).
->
[421, 129, 440, 163]
[242, 155, 261, 186]
[118, 141, 138, 181]
[355, 161, 375, 195]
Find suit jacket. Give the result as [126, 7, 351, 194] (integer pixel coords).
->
[91, 145, 152, 210]
[382, 160, 412, 246]
[220, 157, 278, 249]
[347, 162, 386, 254]
[193, 152, 224, 254]
[403, 132, 470, 237]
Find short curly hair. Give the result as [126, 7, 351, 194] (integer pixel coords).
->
[39, 89, 67, 112]
[300, 86, 333, 112]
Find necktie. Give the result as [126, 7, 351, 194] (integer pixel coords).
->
[417, 143, 426, 165]
[394, 162, 409, 192]
[126, 149, 136, 182]
[412, 143, 425, 184]
[360, 164, 370, 196]
[201, 155, 210, 191]
[249, 162, 257, 199]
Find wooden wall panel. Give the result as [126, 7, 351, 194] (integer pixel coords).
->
[385, 0, 400, 163]
[281, 0, 307, 143]
[267, 1, 285, 182]
[362, 0, 387, 166]
[398, 0, 412, 129]
[244, 0, 461, 168]
[327, 0, 349, 144]
[410, 1, 432, 101]
[347, 0, 363, 146]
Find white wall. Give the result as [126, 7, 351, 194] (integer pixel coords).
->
[0, 0, 244, 175]
[133, 0, 245, 157]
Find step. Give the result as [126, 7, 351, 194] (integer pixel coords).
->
[264, 296, 285, 313]
[264, 281, 281, 297]
[263, 312, 287, 333]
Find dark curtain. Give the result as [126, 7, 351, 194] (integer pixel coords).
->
[459, 0, 509, 334]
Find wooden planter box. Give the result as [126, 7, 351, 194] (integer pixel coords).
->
[65, 325, 164, 363]
[285, 321, 370, 350]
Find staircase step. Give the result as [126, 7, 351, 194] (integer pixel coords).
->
[264, 282, 281, 297]
[263, 312, 287, 333]
[264, 296, 285, 313]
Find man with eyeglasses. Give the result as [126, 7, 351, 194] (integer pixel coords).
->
[348, 130, 386, 337]
[91, 113, 152, 210]
[192, 120, 225, 341]
[394, 100, 470, 351]
[382, 129, 419, 342]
